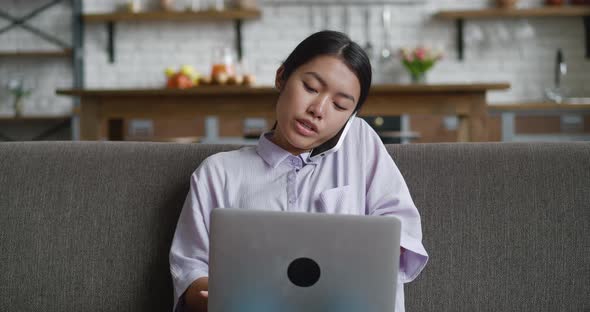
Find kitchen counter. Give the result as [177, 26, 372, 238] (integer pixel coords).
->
[57, 83, 509, 142]
[489, 101, 590, 142]
[58, 84, 509, 96]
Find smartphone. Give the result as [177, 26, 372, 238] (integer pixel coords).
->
[309, 113, 357, 160]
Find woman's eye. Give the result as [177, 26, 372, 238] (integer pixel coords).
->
[303, 82, 317, 93]
[334, 103, 346, 110]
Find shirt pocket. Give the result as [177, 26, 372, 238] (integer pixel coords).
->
[317, 185, 358, 215]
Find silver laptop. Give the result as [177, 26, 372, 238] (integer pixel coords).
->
[208, 208, 401, 312]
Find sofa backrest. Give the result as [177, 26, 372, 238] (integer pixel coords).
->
[394, 143, 589, 311]
[0, 142, 588, 311]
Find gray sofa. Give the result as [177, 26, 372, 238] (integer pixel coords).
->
[1, 142, 588, 311]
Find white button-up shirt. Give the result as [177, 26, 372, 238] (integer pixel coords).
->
[169, 117, 428, 311]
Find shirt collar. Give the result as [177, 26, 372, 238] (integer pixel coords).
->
[256, 131, 319, 168]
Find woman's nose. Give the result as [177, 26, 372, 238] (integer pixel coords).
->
[307, 95, 329, 119]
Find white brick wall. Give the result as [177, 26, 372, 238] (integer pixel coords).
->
[1, 0, 588, 115]
[0, 1, 73, 115]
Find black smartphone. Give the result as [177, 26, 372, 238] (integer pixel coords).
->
[309, 113, 356, 160]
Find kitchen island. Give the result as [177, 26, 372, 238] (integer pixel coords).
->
[57, 83, 509, 142]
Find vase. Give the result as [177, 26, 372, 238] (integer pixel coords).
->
[410, 72, 427, 84]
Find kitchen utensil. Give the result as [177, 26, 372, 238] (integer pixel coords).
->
[380, 6, 392, 62]
[342, 6, 349, 34]
[514, 19, 535, 40]
[515, 20, 535, 57]
[323, 6, 329, 30]
[464, 23, 484, 46]
[363, 8, 374, 61]
[545, 49, 569, 103]
[309, 5, 315, 32]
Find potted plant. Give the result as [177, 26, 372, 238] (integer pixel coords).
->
[7, 79, 32, 117]
[399, 46, 443, 84]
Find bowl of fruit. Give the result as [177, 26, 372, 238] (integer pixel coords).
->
[165, 65, 200, 89]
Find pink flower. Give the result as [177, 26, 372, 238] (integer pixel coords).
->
[400, 45, 444, 64]
[414, 47, 427, 61]
[399, 48, 413, 62]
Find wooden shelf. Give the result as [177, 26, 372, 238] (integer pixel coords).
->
[0, 115, 72, 121]
[84, 9, 262, 23]
[434, 6, 590, 60]
[436, 6, 590, 19]
[84, 9, 262, 63]
[489, 102, 590, 111]
[0, 49, 72, 58]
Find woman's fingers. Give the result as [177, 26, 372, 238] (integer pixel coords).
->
[200, 291, 209, 298]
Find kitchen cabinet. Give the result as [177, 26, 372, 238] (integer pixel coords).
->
[57, 83, 510, 142]
[489, 102, 590, 141]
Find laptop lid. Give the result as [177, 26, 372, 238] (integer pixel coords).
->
[208, 208, 401, 312]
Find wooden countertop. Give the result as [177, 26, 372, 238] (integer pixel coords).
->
[57, 83, 510, 97]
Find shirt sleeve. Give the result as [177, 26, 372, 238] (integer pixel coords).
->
[360, 121, 429, 284]
[169, 158, 225, 310]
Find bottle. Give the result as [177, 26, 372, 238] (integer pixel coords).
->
[213, 0, 225, 11]
[210, 47, 235, 85]
[161, 0, 174, 11]
[129, 0, 142, 12]
[190, 0, 202, 11]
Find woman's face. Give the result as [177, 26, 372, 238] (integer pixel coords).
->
[272, 55, 361, 155]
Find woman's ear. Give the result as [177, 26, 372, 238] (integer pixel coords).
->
[275, 66, 285, 91]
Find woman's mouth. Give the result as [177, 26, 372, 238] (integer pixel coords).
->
[295, 119, 317, 137]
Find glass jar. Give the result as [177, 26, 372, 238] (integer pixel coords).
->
[129, 0, 142, 12]
[210, 0, 225, 11]
[190, 0, 203, 11]
[211, 47, 236, 78]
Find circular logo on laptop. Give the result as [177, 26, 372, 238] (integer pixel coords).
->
[287, 257, 321, 287]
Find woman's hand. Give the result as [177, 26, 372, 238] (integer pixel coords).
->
[186, 277, 209, 312]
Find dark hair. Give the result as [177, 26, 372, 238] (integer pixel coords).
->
[279, 30, 372, 112]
